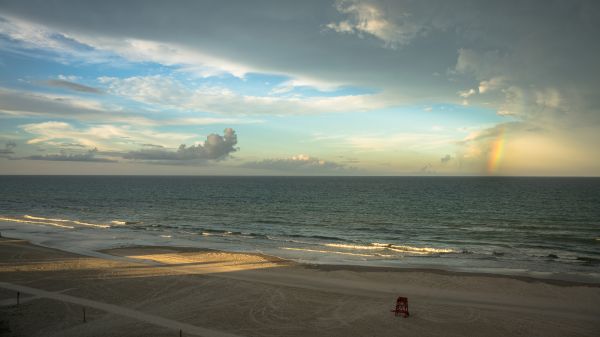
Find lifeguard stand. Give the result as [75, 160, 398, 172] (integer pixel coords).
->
[391, 296, 409, 317]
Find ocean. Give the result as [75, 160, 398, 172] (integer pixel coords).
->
[1, 176, 599, 282]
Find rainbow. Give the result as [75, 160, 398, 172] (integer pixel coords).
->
[487, 127, 505, 174]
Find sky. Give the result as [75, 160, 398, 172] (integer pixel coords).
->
[0, 0, 598, 176]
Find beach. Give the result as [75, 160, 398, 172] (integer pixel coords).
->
[1, 237, 599, 337]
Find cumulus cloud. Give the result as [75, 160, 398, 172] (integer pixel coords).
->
[242, 154, 353, 173]
[123, 128, 238, 162]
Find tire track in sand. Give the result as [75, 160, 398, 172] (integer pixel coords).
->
[0, 281, 242, 337]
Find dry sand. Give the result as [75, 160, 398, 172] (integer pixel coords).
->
[0, 237, 598, 337]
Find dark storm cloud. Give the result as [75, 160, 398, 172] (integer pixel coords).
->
[123, 128, 238, 161]
[44, 79, 103, 93]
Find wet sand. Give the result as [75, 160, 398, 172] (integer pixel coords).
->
[1, 237, 599, 336]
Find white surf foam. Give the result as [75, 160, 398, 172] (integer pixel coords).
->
[0, 216, 75, 229]
[24, 215, 110, 228]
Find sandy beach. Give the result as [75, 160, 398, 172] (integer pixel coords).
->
[0, 237, 599, 337]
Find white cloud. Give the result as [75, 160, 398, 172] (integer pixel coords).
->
[100, 75, 389, 115]
[478, 77, 504, 94]
[326, 0, 421, 48]
[270, 77, 343, 94]
[458, 88, 476, 98]
[20, 121, 198, 151]
[0, 14, 347, 93]
[85, 37, 253, 78]
[0, 87, 260, 126]
[242, 154, 353, 173]
[0, 15, 253, 78]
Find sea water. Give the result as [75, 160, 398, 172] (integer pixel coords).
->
[1, 176, 599, 282]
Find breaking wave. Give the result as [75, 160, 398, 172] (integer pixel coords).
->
[325, 242, 455, 255]
[24, 215, 110, 228]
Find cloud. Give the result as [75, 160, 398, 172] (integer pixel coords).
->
[0, 141, 16, 155]
[242, 154, 353, 173]
[478, 77, 504, 94]
[458, 88, 476, 98]
[123, 128, 238, 162]
[21, 148, 116, 162]
[20, 120, 199, 152]
[99, 75, 388, 115]
[0, 1, 599, 175]
[440, 154, 452, 163]
[0, 87, 260, 126]
[456, 122, 600, 175]
[19, 122, 239, 164]
[44, 79, 103, 93]
[0, 87, 149, 125]
[140, 143, 165, 149]
[419, 163, 435, 174]
[326, 0, 423, 48]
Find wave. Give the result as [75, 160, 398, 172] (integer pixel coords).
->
[110, 220, 141, 226]
[325, 243, 383, 250]
[192, 228, 455, 256]
[24, 215, 109, 228]
[324, 242, 455, 255]
[0, 216, 74, 229]
[289, 234, 346, 241]
[373, 242, 455, 254]
[281, 247, 392, 258]
[576, 256, 600, 265]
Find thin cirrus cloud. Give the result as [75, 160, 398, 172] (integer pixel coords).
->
[99, 75, 388, 115]
[0, 88, 261, 126]
[43, 79, 103, 94]
[20, 121, 198, 151]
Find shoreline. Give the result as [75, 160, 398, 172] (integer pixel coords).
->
[102, 243, 600, 288]
[1, 216, 599, 285]
[2, 237, 599, 336]
[1, 223, 599, 286]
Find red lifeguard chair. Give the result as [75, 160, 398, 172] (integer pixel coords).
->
[391, 296, 409, 317]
